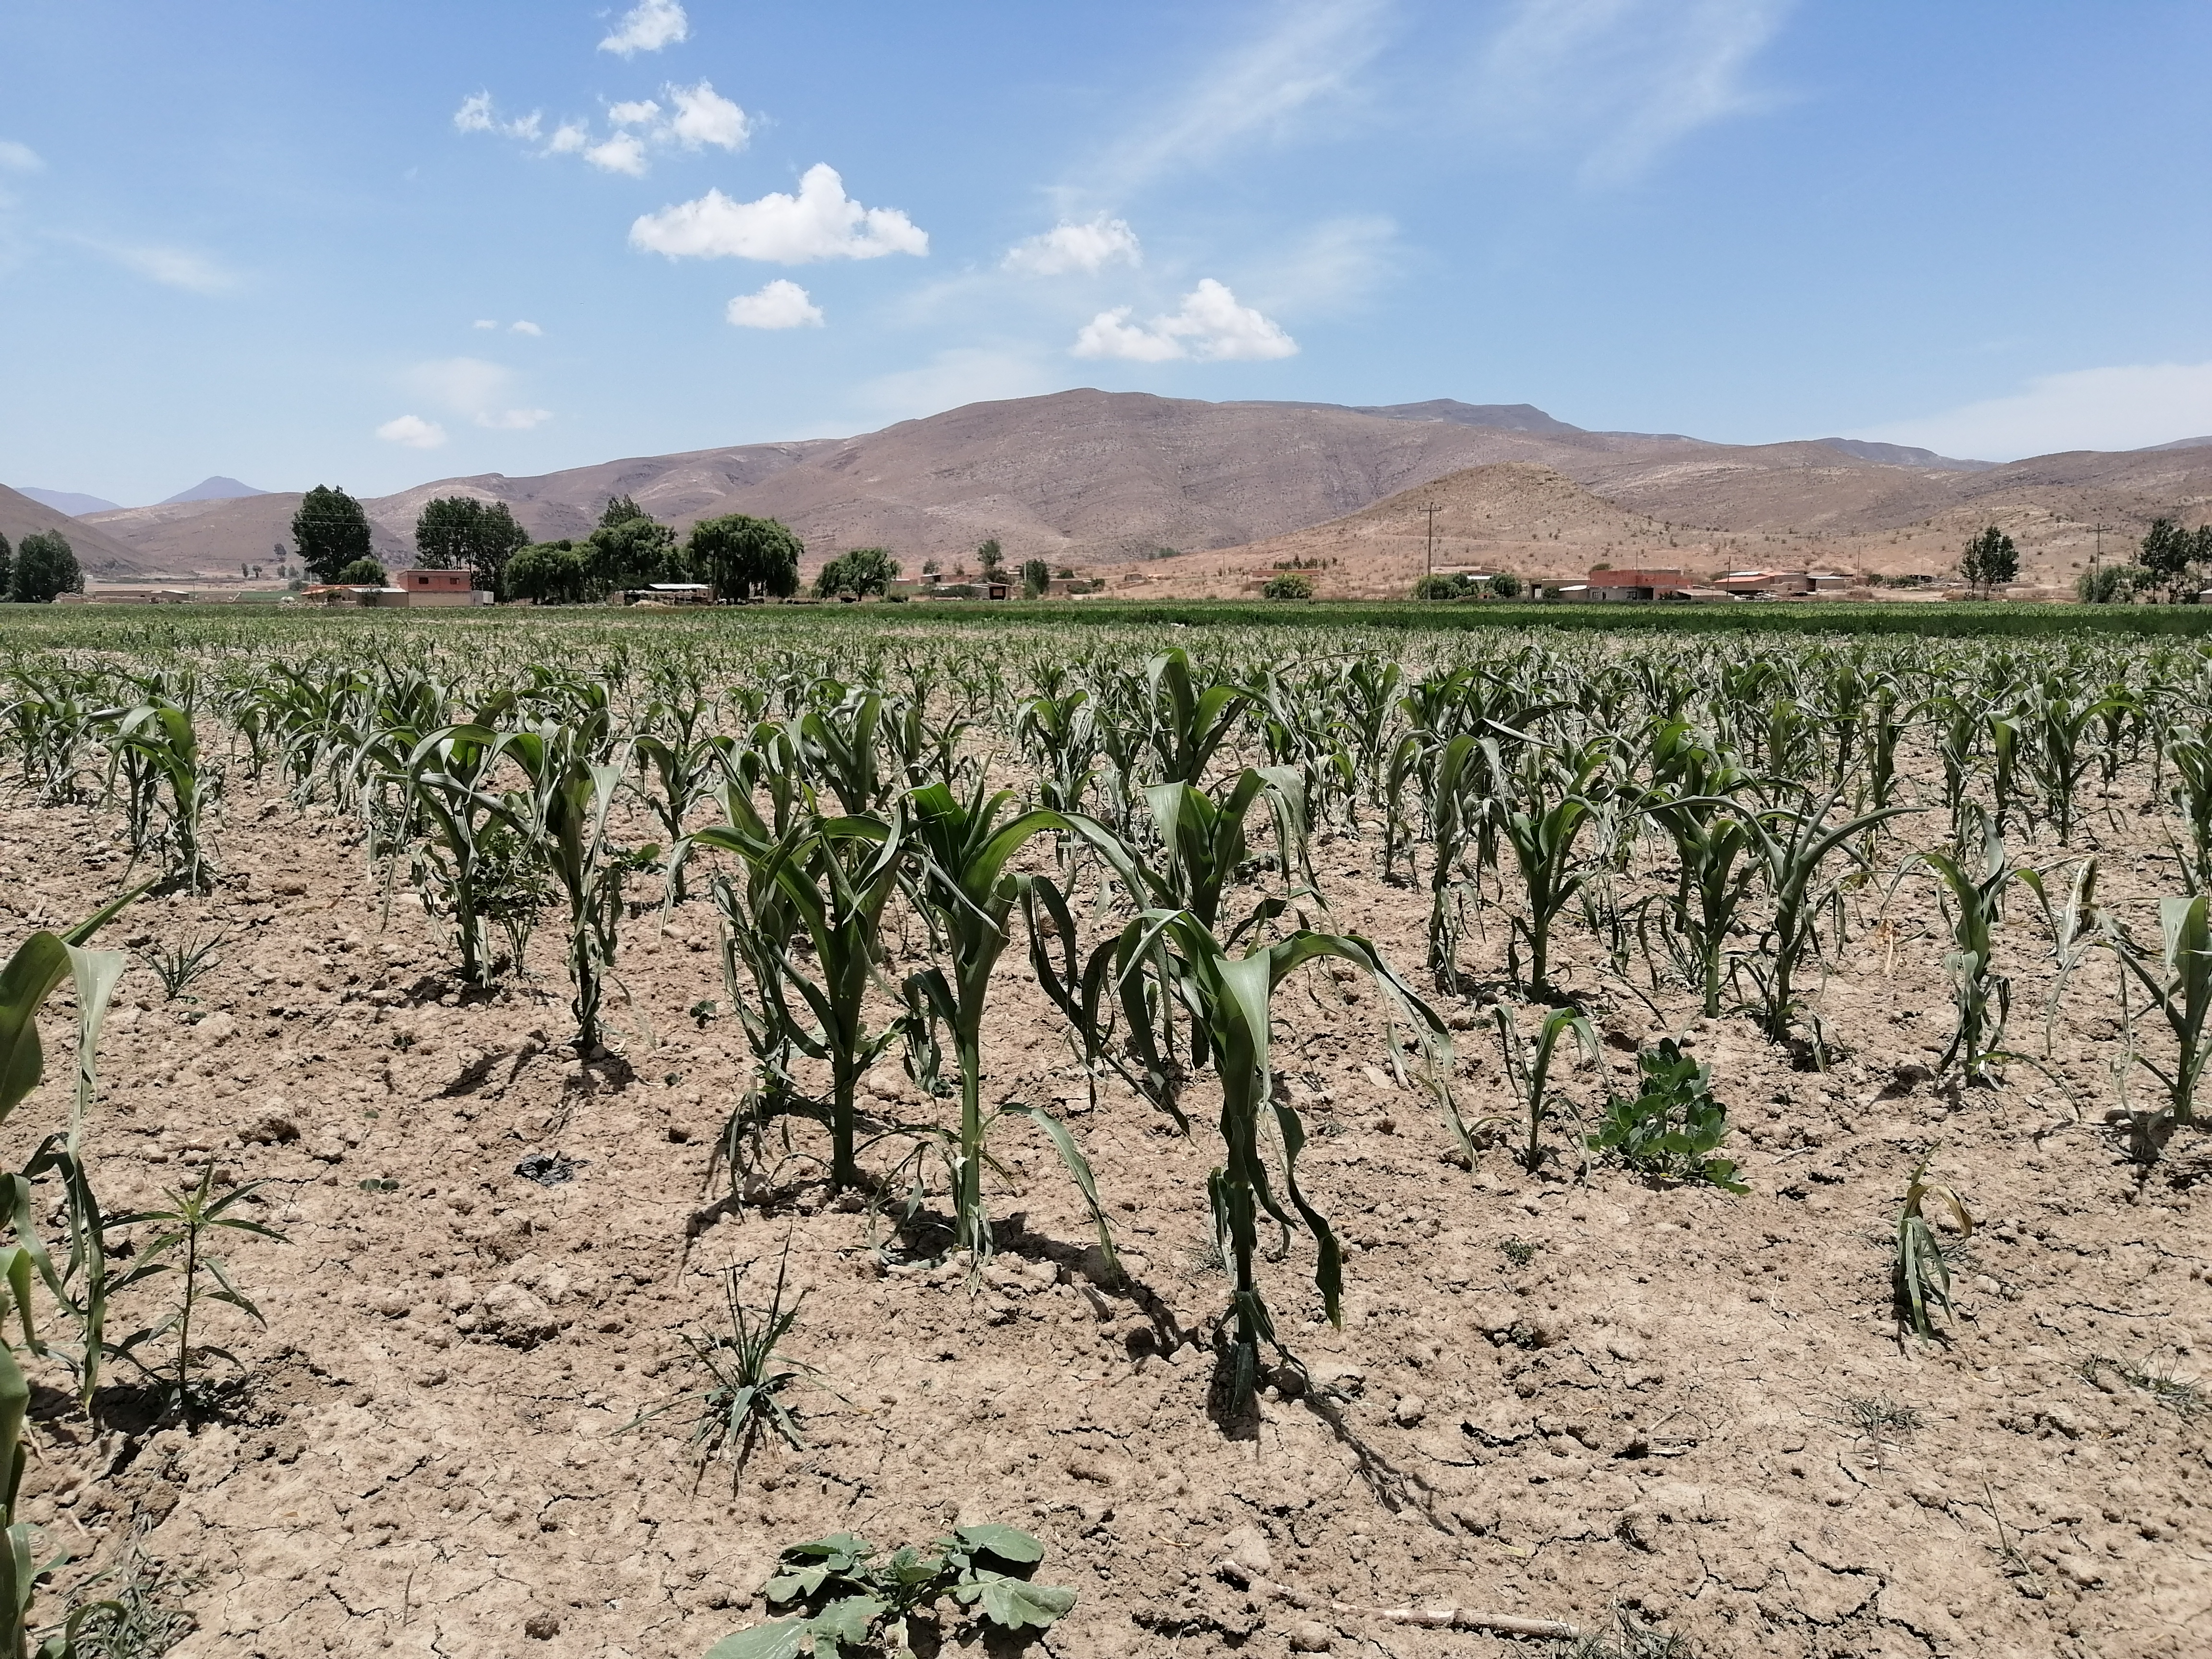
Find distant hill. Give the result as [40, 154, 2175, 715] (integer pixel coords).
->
[0, 483, 168, 577]
[157, 476, 271, 505]
[53, 389, 2212, 584]
[16, 487, 120, 516]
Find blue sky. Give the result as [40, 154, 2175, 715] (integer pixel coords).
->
[4, 0, 2211, 505]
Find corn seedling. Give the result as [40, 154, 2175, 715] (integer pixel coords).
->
[1639, 722, 1759, 1017]
[133, 931, 225, 1003]
[106, 1169, 287, 1427]
[2104, 894, 2212, 1143]
[620, 1249, 824, 1469]
[99, 702, 215, 892]
[1585, 1039, 1747, 1192]
[710, 1522, 1074, 1659]
[1906, 805, 2035, 1084]
[1893, 1150, 1971, 1344]
[1741, 793, 1915, 1050]
[689, 794, 907, 1192]
[1142, 648, 1250, 786]
[1497, 737, 1610, 998]
[1491, 1003, 1600, 1175]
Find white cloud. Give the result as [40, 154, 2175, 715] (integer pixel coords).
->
[600, 0, 689, 56]
[1849, 361, 2212, 462]
[1102, 0, 1391, 190]
[631, 165, 928, 263]
[1004, 216, 1142, 276]
[476, 408, 554, 430]
[510, 319, 542, 336]
[544, 122, 590, 156]
[665, 81, 750, 151]
[608, 99, 662, 127]
[376, 414, 448, 449]
[584, 132, 650, 176]
[726, 279, 825, 329]
[453, 92, 542, 142]
[472, 318, 498, 330]
[1475, 0, 1794, 184]
[1251, 215, 1397, 313]
[1071, 279, 1297, 363]
[0, 141, 41, 174]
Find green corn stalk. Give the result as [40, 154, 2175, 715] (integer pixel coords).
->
[789, 685, 889, 816]
[2165, 725, 2212, 894]
[2022, 679, 2119, 846]
[2106, 894, 2212, 1139]
[1640, 721, 1759, 1017]
[1491, 1003, 1601, 1174]
[1014, 687, 1100, 816]
[1496, 737, 1610, 998]
[898, 781, 1127, 1265]
[1742, 794, 1917, 1048]
[380, 724, 522, 988]
[1142, 649, 1250, 786]
[99, 702, 214, 892]
[1068, 907, 1450, 1408]
[1907, 805, 2033, 1084]
[688, 795, 907, 1192]
[1142, 766, 1312, 945]
[1895, 1149, 1972, 1344]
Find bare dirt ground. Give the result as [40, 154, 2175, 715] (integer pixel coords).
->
[2, 742, 2207, 1659]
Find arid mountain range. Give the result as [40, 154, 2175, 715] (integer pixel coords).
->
[14, 391, 2212, 589]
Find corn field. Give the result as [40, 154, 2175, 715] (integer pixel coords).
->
[0, 604, 2206, 1658]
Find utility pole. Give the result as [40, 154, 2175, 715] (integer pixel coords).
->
[1423, 503, 1438, 578]
[2092, 521, 2108, 574]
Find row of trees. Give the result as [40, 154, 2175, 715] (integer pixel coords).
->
[504, 497, 805, 605]
[2077, 517, 2212, 605]
[0, 531, 84, 603]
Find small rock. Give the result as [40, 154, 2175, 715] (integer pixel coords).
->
[1220, 1524, 1273, 1578]
[1393, 1395, 1427, 1427]
[524, 1612, 561, 1640]
[1288, 1619, 1333, 1652]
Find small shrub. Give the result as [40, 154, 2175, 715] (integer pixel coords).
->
[1586, 1039, 1746, 1191]
[708, 1524, 1074, 1659]
[1262, 573, 1314, 601]
[1500, 1236, 1539, 1267]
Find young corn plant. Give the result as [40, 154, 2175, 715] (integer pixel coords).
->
[1143, 765, 1312, 944]
[1491, 1003, 1601, 1175]
[1142, 648, 1250, 786]
[2165, 724, 2212, 894]
[1741, 792, 1915, 1052]
[688, 795, 907, 1193]
[1497, 737, 1611, 999]
[898, 781, 1120, 1267]
[2104, 894, 2212, 1153]
[100, 701, 216, 892]
[1894, 1149, 1972, 1344]
[1906, 805, 2037, 1085]
[1067, 908, 1452, 1409]
[107, 1170, 287, 1428]
[1639, 721, 1759, 1018]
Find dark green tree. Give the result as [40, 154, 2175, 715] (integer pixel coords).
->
[414, 496, 530, 594]
[1960, 525, 2018, 594]
[504, 541, 589, 605]
[1488, 571, 1524, 599]
[2077, 563, 2147, 604]
[975, 538, 1006, 580]
[815, 545, 899, 598]
[583, 508, 683, 597]
[10, 530, 83, 602]
[2139, 517, 2209, 604]
[1019, 558, 1052, 598]
[688, 514, 802, 600]
[0, 532, 12, 599]
[600, 494, 649, 528]
[334, 557, 387, 586]
[291, 485, 373, 583]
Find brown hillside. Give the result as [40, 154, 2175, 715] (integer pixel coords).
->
[0, 483, 164, 579]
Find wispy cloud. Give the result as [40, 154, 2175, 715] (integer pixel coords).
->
[631, 165, 927, 263]
[853, 347, 1059, 421]
[456, 82, 746, 176]
[1473, 0, 1794, 184]
[0, 141, 41, 174]
[1004, 216, 1142, 276]
[403, 356, 550, 433]
[1098, 0, 1393, 192]
[1072, 278, 1297, 362]
[600, 0, 689, 57]
[71, 238, 238, 295]
[1851, 361, 2212, 462]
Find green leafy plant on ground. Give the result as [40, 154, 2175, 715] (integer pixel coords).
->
[1586, 1039, 1747, 1192]
[708, 1524, 1074, 1659]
